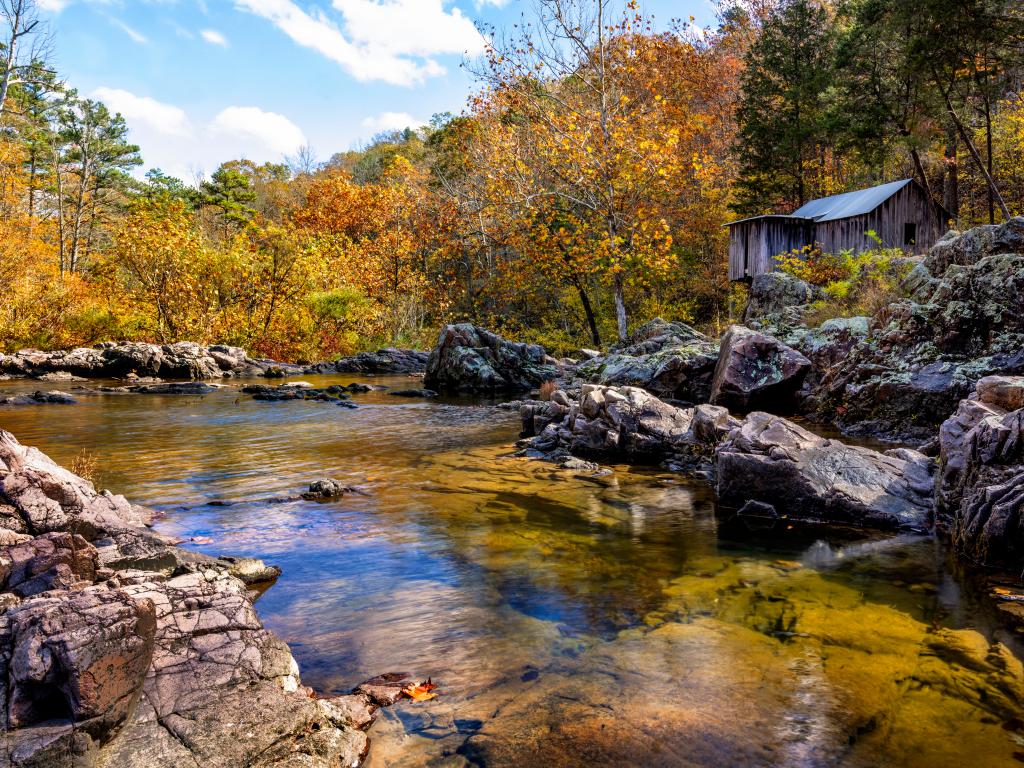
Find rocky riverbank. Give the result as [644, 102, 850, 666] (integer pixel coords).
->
[0, 430, 424, 767]
[0, 343, 430, 383]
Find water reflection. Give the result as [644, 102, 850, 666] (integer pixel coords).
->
[0, 375, 1022, 766]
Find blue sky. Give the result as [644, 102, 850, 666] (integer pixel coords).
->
[40, 0, 716, 180]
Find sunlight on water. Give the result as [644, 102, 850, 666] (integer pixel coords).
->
[1, 374, 1023, 767]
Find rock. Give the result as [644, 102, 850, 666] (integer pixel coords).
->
[792, 317, 870, 392]
[117, 382, 220, 395]
[301, 479, 357, 500]
[424, 324, 559, 394]
[716, 412, 934, 531]
[0, 342, 300, 381]
[710, 325, 811, 413]
[0, 532, 97, 597]
[575, 319, 719, 403]
[811, 219, 1024, 440]
[305, 348, 430, 375]
[1, 585, 156, 736]
[976, 375, 1024, 412]
[936, 382, 1024, 566]
[0, 430, 380, 768]
[0, 429, 153, 539]
[0, 390, 77, 406]
[521, 385, 739, 467]
[354, 673, 417, 707]
[242, 384, 355, 405]
[387, 389, 438, 398]
[319, 693, 378, 730]
[743, 272, 820, 328]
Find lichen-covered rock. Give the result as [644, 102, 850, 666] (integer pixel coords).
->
[936, 381, 1024, 566]
[743, 272, 820, 329]
[575, 319, 719, 403]
[0, 390, 77, 406]
[710, 325, 811, 413]
[811, 218, 1024, 440]
[305, 348, 429, 375]
[424, 324, 559, 394]
[717, 412, 934, 531]
[0, 342, 298, 381]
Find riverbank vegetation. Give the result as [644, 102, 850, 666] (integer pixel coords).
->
[0, 0, 1021, 359]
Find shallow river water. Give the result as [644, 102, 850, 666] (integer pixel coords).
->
[2, 374, 1024, 767]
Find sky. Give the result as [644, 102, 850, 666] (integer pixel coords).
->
[40, 0, 717, 181]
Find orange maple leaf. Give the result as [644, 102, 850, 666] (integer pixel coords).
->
[402, 679, 439, 703]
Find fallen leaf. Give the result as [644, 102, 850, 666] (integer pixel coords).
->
[402, 679, 439, 702]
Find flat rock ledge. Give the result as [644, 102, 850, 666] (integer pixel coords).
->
[0, 429, 382, 768]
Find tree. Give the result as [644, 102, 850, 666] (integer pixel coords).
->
[734, 0, 839, 213]
[0, 0, 50, 117]
[53, 95, 141, 273]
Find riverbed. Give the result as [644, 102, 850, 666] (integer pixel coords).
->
[1, 374, 1022, 767]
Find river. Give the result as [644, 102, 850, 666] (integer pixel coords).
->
[1, 373, 1022, 767]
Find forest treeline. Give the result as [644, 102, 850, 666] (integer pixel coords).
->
[0, 0, 1021, 360]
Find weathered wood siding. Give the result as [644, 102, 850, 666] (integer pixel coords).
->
[728, 217, 813, 281]
[727, 181, 950, 280]
[813, 183, 949, 256]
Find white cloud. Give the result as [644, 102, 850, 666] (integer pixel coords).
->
[38, 0, 72, 12]
[361, 111, 424, 134]
[92, 87, 193, 137]
[111, 18, 149, 44]
[200, 28, 228, 46]
[89, 87, 309, 180]
[211, 106, 306, 155]
[234, 0, 485, 86]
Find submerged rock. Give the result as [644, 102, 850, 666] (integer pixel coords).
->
[424, 324, 559, 394]
[716, 412, 935, 531]
[242, 383, 355, 405]
[0, 389, 77, 406]
[387, 388, 438, 398]
[302, 478, 358, 500]
[710, 325, 811, 413]
[575, 318, 719, 404]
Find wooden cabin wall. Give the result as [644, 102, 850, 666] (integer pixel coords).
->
[813, 185, 949, 255]
[728, 218, 814, 280]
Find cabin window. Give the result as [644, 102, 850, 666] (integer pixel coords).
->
[903, 222, 917, 246]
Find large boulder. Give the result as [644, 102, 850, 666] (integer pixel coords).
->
[522, 384, 738, 466]
[710, 325, 811, 413]
[305, 348, 429, 375]
[743, 271, 820, 329]
[575, 319, 719, 403]
[424, 324, 559, 394]
[716, 412, 935, 531]
[936, 377, 1024, 566]
[0, 342, 298, 381]
[0, 430, 378, 767]
[810, 218, 1024, 440]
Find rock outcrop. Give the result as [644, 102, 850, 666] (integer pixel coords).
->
[810, 218, 1024, 440]
[574, 319, 719, 404]
[0, 430, 376, 767]
[520, 385, 739, 468]
[716, 412, 935, 532]
[424, 324, 559, 394]
[743, 271, 821, 330]
[710, 325, 811, 413]
[0, 342, 300, 382]
[936, 376, 1024, 566]
[305, 348, 429, 375]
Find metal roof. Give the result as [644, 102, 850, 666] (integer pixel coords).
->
[790, 178, 913, 222]
[723, 213, 815, 227]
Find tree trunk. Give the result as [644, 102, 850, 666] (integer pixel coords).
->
[612, 272, 627, 342]
[573, 277, 601, 348]
[933, 70, 1010, 219]
[985, 97, 994, 224]
[943, 126, 959, 221]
